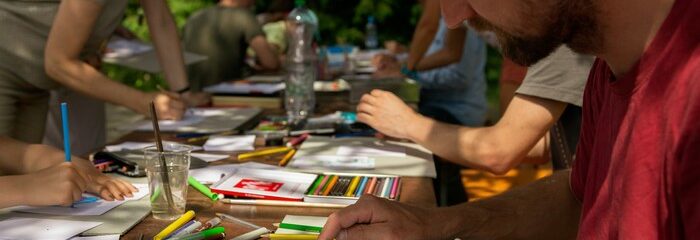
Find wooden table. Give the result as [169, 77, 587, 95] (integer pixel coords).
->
[118, 93, 436, 239]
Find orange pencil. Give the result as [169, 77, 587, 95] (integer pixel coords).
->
[365, 177, 377, 194]
[278, 149, 297, 167]
[322, 175, 339, 196]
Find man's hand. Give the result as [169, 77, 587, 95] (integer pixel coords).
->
[72, 158, 138, 201]
[371, 54, 403, 78]
[141, 91, 186, 120]
[356, 90, 422, 140]
[319, 195, 438, 240]
[182, 91, 212, 107]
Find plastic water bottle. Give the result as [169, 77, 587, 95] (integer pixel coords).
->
[285, 0, 319, 125]
[365, 16, 378, 49]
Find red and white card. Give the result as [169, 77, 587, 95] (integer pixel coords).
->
[210, 168, 317, 201]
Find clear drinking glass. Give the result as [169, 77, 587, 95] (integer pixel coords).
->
[143, 143, 191, 220]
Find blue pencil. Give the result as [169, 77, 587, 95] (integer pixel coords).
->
[60, 102, 71, 162]
[354, 177, 369, 197]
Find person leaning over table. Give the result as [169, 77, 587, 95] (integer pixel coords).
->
[372, 19, 487, 206]
[320, 0, 700, 238]
[0, 137, 136, 209]
[362, 46, 594, 174]
[0, 0, 204, 151]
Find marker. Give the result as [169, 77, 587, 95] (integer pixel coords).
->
[344, 176, 361, 197]
[169, 226, 224, 240]
[167, 220, 195, 238]
[194, 217, 221, 232]
[60, 102, 71, 162]
[237, 147, 291, 160]
[216, 213, 261, 229]
[170, 220, 203, 238]
[231, 227, 271, 240]
[153, 210, 195, 240]
[278, 148, 296, 167]
[278, 223, 323, 233]
[188, 176, 219, 201]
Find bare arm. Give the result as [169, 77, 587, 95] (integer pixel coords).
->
[320, 170, 580, 240]
[249, 35, 281, 70]
[357, 90, 566, 174]
[45, 0, 185, 119]
[141, 0, 187, 91]
[414, 27, 466, 71]
[406, 0, 441, 70]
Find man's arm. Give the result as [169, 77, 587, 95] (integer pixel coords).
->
[249, 35, 281, 70]
[357, 90, 566, 174]
[406, 0, 441, 70]
[414, 27, 467, 71]
[141, 0, 187, 92]
[320, 170, 581, 240]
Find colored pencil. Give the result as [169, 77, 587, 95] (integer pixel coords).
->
[278, 148, 296, 167]
[237, 147, 291, 160]
[60, 103, 71, 162]
[382, 178, 393, 198]
[373, 178, 384, 196]
[322, 175, 339, 196]
[390, 177, 401, 199]
[220, 199, 345, 208]
[313, 175, 330, 195]
[354, 177, 368, 197]
[344, 176, 361, 197]
[306, 175, 325, 194]
[365, 177, 377, 194]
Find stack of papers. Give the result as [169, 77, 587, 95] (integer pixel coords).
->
[203, 135, 256, 152]
[0, 218, 102, 240]
[13, 184, 149, 216]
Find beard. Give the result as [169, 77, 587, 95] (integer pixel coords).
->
[467, 0, 601, 66]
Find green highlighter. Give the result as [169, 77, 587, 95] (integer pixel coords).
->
[169, 226, 225, 240]
[278, 223, 323, 233]
[188, 176, 219, 201]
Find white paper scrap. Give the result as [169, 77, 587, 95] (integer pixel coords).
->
[0, 217, 102, 240]
[191, 153, 230, 162]
[203, 135, 256, 152]
[336, 146, 406, 157]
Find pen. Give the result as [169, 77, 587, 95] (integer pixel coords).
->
[193, 217, 221, 232]
[278, 148, 296, 167]
[286, 133, 309, 147]
[153, 210, 195, 240]
[188, 176, 219, 201]
[72, 196, 99, 206]
[237, 147, 292, 160]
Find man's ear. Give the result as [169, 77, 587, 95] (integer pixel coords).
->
[441, 0, 475, 28]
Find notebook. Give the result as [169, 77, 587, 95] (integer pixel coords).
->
[210, 168, 317, 201]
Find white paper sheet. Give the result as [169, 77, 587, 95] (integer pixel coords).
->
[70, 234, 120, 240]
[0, 217, 102, 240]
[203, 135, 256, 152]
[275, 215, 327, 234]
[14, 184, 149, 216]
[135, 114, 205, 131]
[289, 155, 375, 170]
[336, 146, 406, 157]
[104, 141, 203, 152]
[191, 153, 230, 162]
[189, 162, 281, 184]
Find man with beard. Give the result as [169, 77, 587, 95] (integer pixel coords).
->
[319, 0, 700, 238]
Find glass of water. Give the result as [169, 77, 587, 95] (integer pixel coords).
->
[143, 143, 191, 220]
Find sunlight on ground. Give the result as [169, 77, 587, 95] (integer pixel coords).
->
[462, 162, 553, 201]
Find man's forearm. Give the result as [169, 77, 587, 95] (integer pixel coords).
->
[144, 0, 188, 91]
[436, 170, 581, 239]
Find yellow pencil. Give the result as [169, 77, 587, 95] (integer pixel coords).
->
[262, 234, 319, 240]
[322, 175, 339, 196]
[237, 147, 292, 161]
[344, 176, 361, 197]
[153, 210, 195, 240]
[278, 148, 297, 167]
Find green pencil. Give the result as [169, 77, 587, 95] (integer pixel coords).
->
[306, 175, 325, 194]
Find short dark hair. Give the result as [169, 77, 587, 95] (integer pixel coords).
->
[267, 0, 294, 13]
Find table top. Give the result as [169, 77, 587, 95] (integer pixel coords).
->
[118, 129, 436, 239]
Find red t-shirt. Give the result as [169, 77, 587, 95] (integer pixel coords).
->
[570, 0, 700, 238]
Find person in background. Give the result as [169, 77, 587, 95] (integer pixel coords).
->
[372, 17, 487, 205]
[184, 0, 280, 91]
[248, 0, 295, 62]
[0, 137, 136, 208]
[0, 0, 194, 154]
[320, 0, 700, 237]
[360, 46, 593, 175]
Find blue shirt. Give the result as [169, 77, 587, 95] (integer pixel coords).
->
[417, 21, 487, 126]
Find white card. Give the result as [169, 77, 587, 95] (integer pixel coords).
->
[275, 215, 327, 234]
[203, 135, 256, 152]
[0, 217, 102, 240]
[289, 155, 375, 169]
[336, 146, 406, 157]
[191, 153, 230, 162]
[14, 184, 149, 216]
